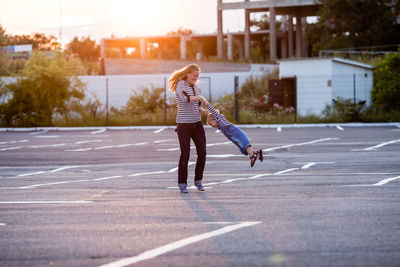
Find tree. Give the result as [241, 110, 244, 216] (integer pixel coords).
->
[65, 36, 100, 62]
[307, 0, 400, 56]
[371, 52, 400, 112]
[8, 33, 60, 50]
[0, 51, 86, 126]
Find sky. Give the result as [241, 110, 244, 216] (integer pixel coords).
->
[0, 0, 249, 46]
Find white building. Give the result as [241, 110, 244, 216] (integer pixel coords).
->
[278, 57, 375, 116]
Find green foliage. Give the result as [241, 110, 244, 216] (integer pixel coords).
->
[307, 0, 400, 56]
[124, 86, 166, 115]
[240, 70, 278, 107]
[371, 53, 400, 112]
[322, 97, 367, 122]
[66, 36, 100, 62]
[8, 32, 60, 50]
[0, 51, 86, 126]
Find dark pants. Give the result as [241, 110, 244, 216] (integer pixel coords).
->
[176, 121, 206, 185]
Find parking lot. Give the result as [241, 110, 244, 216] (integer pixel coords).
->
[0, 124, 399, 267]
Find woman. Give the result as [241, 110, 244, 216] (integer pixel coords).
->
[168, 64, 209, 194]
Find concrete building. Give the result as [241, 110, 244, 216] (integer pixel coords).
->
[217, 0, 321, 61]
[277, 57, 375, 116]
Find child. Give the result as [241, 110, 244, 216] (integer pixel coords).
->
[203, 100, 263, 167]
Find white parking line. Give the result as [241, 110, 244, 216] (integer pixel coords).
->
[168, 162, 195, 173]
[0, 223, 6, 226]
[91, 128, 106, 134]
[273, 168, 299, 175]
[345, 175, 400, 187]
[0, 201, 93, 204]
[30, 130, 48, 135]
[336, 125, 344, 131]
[153, 128, 165, 134]
[0, 146, 21, 151]
[97, 221, 261, 267]
[362, 139, 400, 151]
[263, 138, 339, 152]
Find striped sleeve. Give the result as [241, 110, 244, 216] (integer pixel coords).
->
[207, 104, 231, 128]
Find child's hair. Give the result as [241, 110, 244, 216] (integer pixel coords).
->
[168, 64, 200, 92]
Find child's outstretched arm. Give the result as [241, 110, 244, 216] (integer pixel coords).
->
[207, 103, 231, 128]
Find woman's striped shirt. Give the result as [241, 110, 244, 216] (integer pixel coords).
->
[175, 80, 201, 123]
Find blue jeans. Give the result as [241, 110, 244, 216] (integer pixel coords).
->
[176, 121, 206, 185]
[220, 124, 251, 156]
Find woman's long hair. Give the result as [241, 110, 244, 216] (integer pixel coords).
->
[168, 64, 200, 92]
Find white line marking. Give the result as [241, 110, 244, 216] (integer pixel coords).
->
[215, 129, 221, 133]
[346, 176, 400, 187]
[95, 146, 115, 150]
[336, 125, 344, 131]
[168, 162, 195, 173]
[97, 221, 261, 267]
[30, 130, 48, 135]
[64, 148, 93, 152]
[75, 140, 102, 144]
[0, 201, 93, 204]
[91, 128, 106, 134]
[206, 141, 231, 147]
[206, 154, 238, 158]
[373, 176, 400, 186]
[153, 128, 165, 134]
[301, 163, 316, 169]
[34, 135, 59, 138]
[17, 171, 47, 177]
[0, 223, 6, 226]
[11, 176, 123, 189]
[362, 139, 400, 151]
[157, 148, 180, 151]
[263, 138, 339, 152]
[0, 146, 21, 151]
[153, 139, 174, 144]
[48, 166, 80, 173]
[277, 127, 282, 132]
[273, 168, 299, 175]
[128, 171, 166, 177]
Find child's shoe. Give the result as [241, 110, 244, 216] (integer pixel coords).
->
[250, 154, 258, 167]
[258, 149, 264, 162]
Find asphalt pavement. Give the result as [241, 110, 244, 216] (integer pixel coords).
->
[0, 125, 399, 267]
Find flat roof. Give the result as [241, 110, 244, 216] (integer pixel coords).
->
[278, 57, 375, 70]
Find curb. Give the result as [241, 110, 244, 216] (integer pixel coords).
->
[1, 122, 399, 132]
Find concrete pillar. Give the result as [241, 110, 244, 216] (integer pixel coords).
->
[227, 32, 233, 61]
[244, 0, 250, 60]
[301, 17, 308, 57]
[288, 15, 294, 58]
[280, 16, 288, 58]
[196, 42, 203, 61]
[157, 43, 163, 59]
[238, 39, 244, 61]
[180, 35, 187, 60]
[269, 6, 277, 61]
[100, 39, 105, 58]
[140, 38, 147, 59]
[296, 10, 302, 58]
[217, 0, 224, 59]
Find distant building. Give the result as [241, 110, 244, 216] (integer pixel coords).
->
[1, 44, 32, 60]
[276, 57, 375, 116]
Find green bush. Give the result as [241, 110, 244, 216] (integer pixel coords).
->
[0, 51, 86, 126]
[371, 53, 400, 112]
